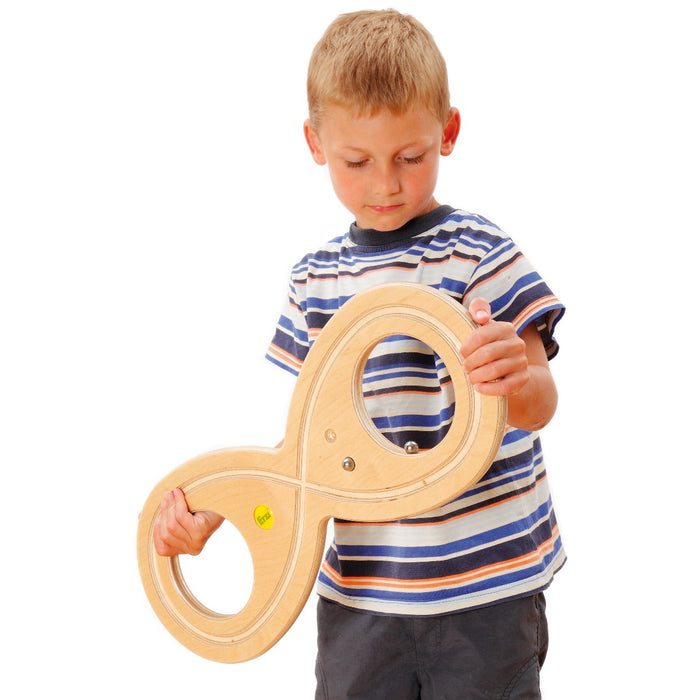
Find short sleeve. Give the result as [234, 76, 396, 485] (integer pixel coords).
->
[464, 236, 565, 359]
[265, 277, 310, 376]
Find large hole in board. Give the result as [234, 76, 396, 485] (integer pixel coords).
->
[177, 517, 254, 615]
[360, 334, 455, 452]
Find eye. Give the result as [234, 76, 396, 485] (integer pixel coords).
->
[345, 159, 368, 169]
[401, 154, 425, 165]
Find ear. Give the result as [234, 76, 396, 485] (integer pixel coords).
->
[440, 107, 461, 156]
[304, 119, 327, 165]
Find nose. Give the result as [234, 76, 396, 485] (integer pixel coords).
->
[372, 162, 400, 196]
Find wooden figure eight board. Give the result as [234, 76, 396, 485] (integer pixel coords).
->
[136, 283, 507, 663]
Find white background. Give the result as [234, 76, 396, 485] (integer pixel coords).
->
[2, 1, 698, 697]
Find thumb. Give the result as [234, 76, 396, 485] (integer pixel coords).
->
[468, 297, 491, 326]
[195, 509, 223, 529]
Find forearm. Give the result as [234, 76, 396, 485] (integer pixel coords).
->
[505, 363, 558, 432]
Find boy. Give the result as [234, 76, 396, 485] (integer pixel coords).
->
[155, 10, 565, 698]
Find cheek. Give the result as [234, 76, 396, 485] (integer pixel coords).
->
[328, 169, 362, 204]
[406, 167, 439, 199]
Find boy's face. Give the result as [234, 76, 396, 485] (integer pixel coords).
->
[304, 104, 460, 231]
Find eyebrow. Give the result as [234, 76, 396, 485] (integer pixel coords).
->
[339, 141, 427, 154]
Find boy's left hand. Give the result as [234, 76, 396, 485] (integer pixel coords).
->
[460, 298, 529, 396]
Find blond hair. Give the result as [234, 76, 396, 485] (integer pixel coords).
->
[307, 9, 450, 129]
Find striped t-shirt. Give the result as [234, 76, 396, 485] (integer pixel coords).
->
[266, 205, 566, 616]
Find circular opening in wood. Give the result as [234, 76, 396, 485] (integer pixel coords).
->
[177, 517, 254, 615]
[360, 334, 455, 452]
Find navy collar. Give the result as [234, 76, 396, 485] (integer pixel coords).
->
[348, 205, 455, 248]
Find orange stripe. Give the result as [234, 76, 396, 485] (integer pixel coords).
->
[321, 525, 560, 591]
[363, 388, 447, 399]
[467, 255, 523, 295]
[337, 264, 426, 279]
[512, 295, 559, 330]
[267, 345, 304, 370]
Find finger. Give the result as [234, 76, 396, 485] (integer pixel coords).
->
[468, 297, 491, 326]
[462, 331, 514, 376]
[171, 488, 193, 525]
[153, 513, 183, 557]
[467, 352, 527, 386]
[461, 326, 487, 360]
[463, 320, 525, 367]
[159, 491, 193, 544]
[473, 370, 530, 396]
[154, 525, 180, 556]
[465, 331, 524, 369]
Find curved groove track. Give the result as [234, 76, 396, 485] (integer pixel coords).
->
[136, 283, 507, 663]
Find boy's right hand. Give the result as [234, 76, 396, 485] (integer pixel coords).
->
[153, 488, 224, 557]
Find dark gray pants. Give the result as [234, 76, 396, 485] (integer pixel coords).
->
[315, 593, 548, 699]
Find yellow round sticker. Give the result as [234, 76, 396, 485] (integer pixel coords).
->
[254, 505, 274, 530]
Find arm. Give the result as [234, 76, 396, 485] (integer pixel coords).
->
[460, 298, 558, 432]
[153, 488, 224, 557]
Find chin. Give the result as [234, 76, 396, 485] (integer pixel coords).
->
[357, 212, 411, 232]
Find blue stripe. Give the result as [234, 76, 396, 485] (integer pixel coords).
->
[335, 500, 555, 561]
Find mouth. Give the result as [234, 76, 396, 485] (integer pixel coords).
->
[368, 204, 402, 213]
